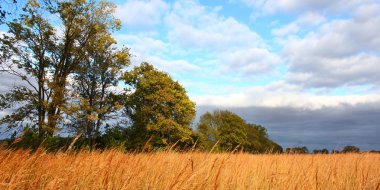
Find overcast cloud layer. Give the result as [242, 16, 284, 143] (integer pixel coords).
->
[198, 103, 380, 151]
[1, 0, 380, 150]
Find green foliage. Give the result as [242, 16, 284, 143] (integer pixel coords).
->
[13, 128, 40, 150]
[313, 149, 329, 154]
[0, 0, 122, 140]
[197, 110, 282, 153]
[67, 18, 130, 146]
[6, 127, 71, 152]
[285, 146, 309, 154]
[122, 62, 196, 149]
[98, 126, 127, 149]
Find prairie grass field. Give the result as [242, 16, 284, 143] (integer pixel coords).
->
[0, 149, 379, 190]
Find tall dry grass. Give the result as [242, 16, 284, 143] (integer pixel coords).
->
[0, 148, 379, 190]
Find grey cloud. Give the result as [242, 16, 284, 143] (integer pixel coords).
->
[197, 102, 380, 151]
[0, 72, 32, 93]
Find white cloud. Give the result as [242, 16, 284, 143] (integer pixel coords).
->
[284, 3, 380, 88]
[115, 0, 168, 28]
[146, 56, 201, 74]
[272, 12, 325, 36]
[297, 12, 326, 26]
[115, 33, 200, 76]
[164, 1, 264, 51]
[222, 48, 281, 75]
[116, 34, 167, 55]
[272, 23, 299, 36]
[193, 82, 380, 109]
[242, 0, 369, 15]
[160, 0, 279, 76]
[286, 54, 380, 87]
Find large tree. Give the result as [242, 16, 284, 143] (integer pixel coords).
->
[122, 62, 196, 149]
[67, 26, 130, 148]
[0, 0, 121, 140]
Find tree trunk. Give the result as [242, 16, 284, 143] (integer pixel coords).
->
[67, 130, 84, 152]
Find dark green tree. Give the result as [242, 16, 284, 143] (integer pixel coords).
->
[313, 149, 329, 154]
[286, 146, 309, 154]
[245, 124, 282, 153]
[197, 112, 219, 150]
[342, 145, 360, 153]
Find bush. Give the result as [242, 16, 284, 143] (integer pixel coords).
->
[342, 145, 360, 153]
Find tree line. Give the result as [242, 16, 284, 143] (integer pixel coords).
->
[0, 0, 282, 153]
[285, 145, 380, 154]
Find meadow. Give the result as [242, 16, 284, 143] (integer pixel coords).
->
[0, 149, 379, 190]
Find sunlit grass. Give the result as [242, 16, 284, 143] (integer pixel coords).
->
[0, 148, 379, 189]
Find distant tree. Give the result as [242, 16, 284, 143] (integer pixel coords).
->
[122, 62, 196, 149]
[197, 112, 219, 150]
[331, 150, 340, 154]
[197, 111, 248, 151]
[313, 149, 329, 154]
[245, 124, 282, 153]
[197, 110, 282, 153]
[342, 145, 360, 153]
[286, 146, 309, 154]
[217, 111, 249, 150]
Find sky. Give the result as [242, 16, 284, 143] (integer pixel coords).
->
[111, 0, 380, 151]
[1, 0, 380, 151]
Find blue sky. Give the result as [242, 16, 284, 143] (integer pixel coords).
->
[1, 0, 380, 150]
[110, 0, 380, 150]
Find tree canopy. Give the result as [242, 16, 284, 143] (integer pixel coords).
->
[122, 62, 196, 150]
[0, 0, 124, 141]
[197, 110, 282, 153]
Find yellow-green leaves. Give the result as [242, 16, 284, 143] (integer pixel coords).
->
[27, 0, 40, 8]
[123, 62, 196, 148]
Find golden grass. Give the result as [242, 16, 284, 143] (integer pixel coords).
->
[0, 149, 379, 190]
